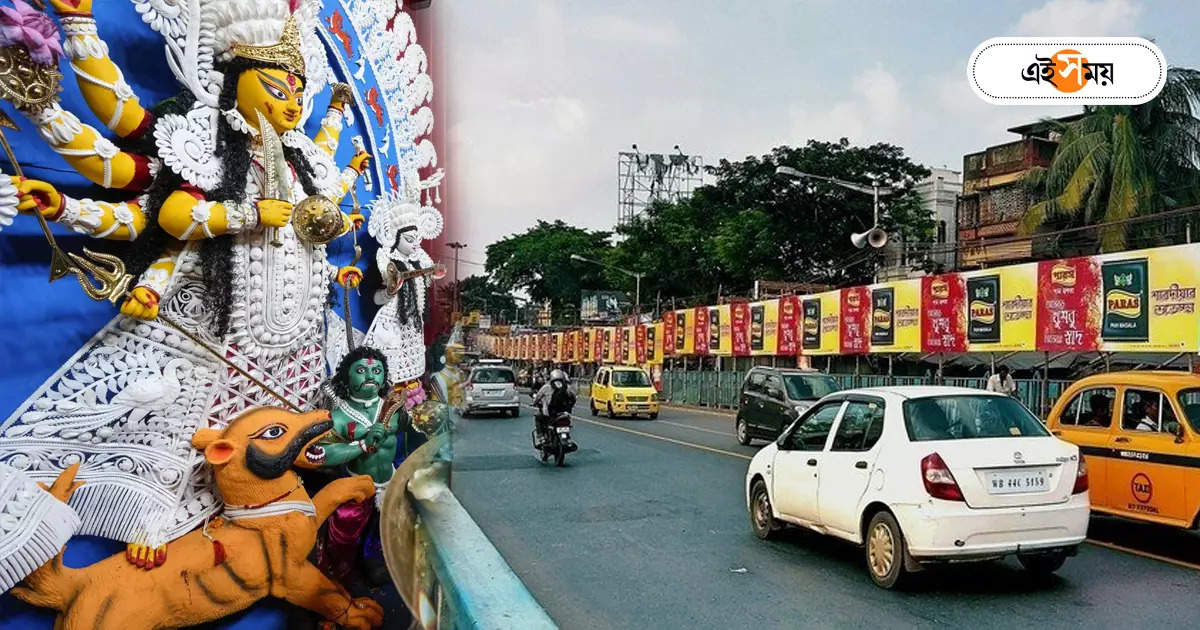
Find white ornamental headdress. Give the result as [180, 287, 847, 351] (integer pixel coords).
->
[368, 189, 443, 266]
[137, 0, 334, 189]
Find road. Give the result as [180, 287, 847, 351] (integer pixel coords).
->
[451, 400, 1200, 629]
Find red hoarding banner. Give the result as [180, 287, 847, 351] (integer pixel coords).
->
[921, 274, 967, 352]
[778, 296, 800, 355]
[593, 328, 604, 360]
[693, 306, 710, 355]
[636, 325, 647, 363]
[577, 329, 587, 359]
[840, 287, 870, 354]
[662, 311, 676, 356]
[731, 301, 751, 356]
[1038, 257, 1100, 352]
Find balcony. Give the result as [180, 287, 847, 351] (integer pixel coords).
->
[962, 137, 1057, 192]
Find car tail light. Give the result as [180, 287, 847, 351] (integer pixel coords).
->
[920, 452, 964, 501]
[1072, 457, 1089, 494]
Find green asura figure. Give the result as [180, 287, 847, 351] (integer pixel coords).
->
[316, 346, 405, 583]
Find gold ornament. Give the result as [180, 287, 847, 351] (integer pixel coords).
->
[230, 15, 306, 77]
[291, 194, 346, 244]
[0, 45, 61, 111]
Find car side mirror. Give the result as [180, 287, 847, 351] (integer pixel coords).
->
[1167, 420, 1185, 443]
[767, 387, 785, 401]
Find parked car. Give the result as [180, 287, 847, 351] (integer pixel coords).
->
[462, 364, 520, 417]
[590, 366, 659, 419]
[1048, 370, 1200, 529]
[745, 386, 1089, 589]
[736, 367, 841, 445]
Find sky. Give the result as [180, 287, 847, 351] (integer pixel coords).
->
[431, 0, 1200, 276]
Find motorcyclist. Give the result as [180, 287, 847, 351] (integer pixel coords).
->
[533, 369, 576, 446]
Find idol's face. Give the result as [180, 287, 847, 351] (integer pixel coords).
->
[348, 358, 385, 398]
[237, 67, 305, 134]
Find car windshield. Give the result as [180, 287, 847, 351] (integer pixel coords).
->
[472, 368, 514, 384]
[903, 395, 1049, 441]
[1175, 388, 1200, 433]
[612, 370, 651, 387]
[783, 375, 840, 400]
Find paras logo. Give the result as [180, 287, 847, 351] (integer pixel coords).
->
[929, 279, 950, 300]
[970, 300, 996, 324]
[969, 37, 1165, 105]
[1051, 263, 1077, 287]
[1106, 289, 1143, 319]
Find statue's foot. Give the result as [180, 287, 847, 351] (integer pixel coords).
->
[125, 542, 167, 569]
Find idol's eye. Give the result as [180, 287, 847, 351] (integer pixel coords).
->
[373, 367, 382, 375]
[258, 76, 287, 101]
[356, 366, 365, 373]
[254, 424, 287, 440]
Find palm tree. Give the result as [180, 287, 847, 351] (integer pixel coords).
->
[1019, 68, 1200, 252]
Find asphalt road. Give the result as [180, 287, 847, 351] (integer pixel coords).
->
[451, 399, 1200, 630]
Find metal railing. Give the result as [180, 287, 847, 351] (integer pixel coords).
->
[656, 370, 1072, 417]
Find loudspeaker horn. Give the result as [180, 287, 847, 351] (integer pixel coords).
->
[851, 227, 888, 249]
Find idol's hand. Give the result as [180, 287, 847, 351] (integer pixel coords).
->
[48, 0, 93, 15]
[14, 178, 63, 219]
[364, 424, 388, 448]
[337, 266, 363, 289]
[256, 199, 294, 228]
[120, 287, 160, 321]
[349, 151, 371, 174]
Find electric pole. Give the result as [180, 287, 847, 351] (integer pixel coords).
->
[446, 241, 467, 316]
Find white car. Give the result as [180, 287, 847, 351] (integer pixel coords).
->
[745, 386, 1089, 588]
[462, 365, 521, 417]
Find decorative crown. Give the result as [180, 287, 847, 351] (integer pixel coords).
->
[230, 14, 306, 77]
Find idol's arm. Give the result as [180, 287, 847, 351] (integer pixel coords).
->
[312, 83, 353, 157]
[119, 241, 184, 320]
[12, 177, 145, 240]
[320, 441, 369, 468]
[156, 188, 296, 240]
[52, 4, 154, 141]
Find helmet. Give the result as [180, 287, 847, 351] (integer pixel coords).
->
[550, 369, 568, 383]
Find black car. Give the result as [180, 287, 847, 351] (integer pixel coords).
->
[735, 367, 842, 445]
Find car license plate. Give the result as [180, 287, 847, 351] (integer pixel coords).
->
[484, 389, 503, 397]
[985, 469, 1047, 494]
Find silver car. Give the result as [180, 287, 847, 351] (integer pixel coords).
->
[462, 365, 521, 417]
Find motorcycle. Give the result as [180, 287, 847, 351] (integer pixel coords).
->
[533, 410, 578, 466]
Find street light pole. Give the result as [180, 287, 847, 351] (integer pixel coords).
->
[775, 166, 893, 248]
[446, 241, 467, 315]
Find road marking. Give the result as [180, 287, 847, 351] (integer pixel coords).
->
[574, 416, 753, 461]
[1085, 538, 1200, 572]
[657, 420, 735, 437]
[662, 404, 736, 418]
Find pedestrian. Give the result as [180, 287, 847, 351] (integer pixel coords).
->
[985, 365, 1017, 397]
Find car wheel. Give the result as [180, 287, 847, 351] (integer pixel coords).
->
[1018, 551, 1067, 576]
[865, 511, 909, 589]
[590, 401, 598, 417]
[735, 416, 751, 446]
[607, 402, 617, 419]
[649, 412, 659, 420]
[749, 479, 780, 540]
[511, 408, 520, 418]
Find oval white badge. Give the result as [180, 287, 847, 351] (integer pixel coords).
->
[968, 37, 1165, 105]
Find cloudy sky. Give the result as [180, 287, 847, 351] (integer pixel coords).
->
[431, 0, 1200, 275]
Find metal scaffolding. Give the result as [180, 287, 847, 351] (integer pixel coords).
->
[617, 147, 703, 227]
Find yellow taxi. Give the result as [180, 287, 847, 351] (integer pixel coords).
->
[590, 366, 660, 419]
[1047, 371, 1200, 529]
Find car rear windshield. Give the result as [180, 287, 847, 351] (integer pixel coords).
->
[903, 395, 1049, 441]
[472, 368, 515, 384]
[783, 375, 840, 401]
[612, 370, 651, 387]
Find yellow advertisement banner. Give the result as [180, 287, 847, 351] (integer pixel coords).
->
[868, 279, 922, 353]
[964, 263, 1037, 352]
[676, 309, 695, 355]
[748, 300, 779, 356]
[624, 326, 637, 365]
[605, 327, 617, 363]
[650, 322, 664, 364]
[1097, 243, 1200, 352]
[801, 291, 841, 356]
[710, 305, 732, 356]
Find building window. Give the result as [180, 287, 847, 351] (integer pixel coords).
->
[937, 220, 947, 243]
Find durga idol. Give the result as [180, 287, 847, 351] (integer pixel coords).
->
[0, 0, 371, 563]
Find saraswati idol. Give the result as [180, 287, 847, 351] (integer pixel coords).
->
[0, 0, 372, 564]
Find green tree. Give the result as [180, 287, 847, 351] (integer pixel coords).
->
[485, 220, 613, 324]
[610, 139, 932, 305]
[455, 275, 518, 323]
[1019, 68, 1200, 251]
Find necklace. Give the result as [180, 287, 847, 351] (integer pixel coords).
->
[335, 396, 383, 429]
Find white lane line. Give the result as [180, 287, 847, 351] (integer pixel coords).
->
[1085, 538, 1200, 572]
[656, 420, 735, 437]
[661, 404, 736, 418]
[574, 416, 753, 461]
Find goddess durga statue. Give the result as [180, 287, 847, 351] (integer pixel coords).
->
[0, 0, 377, 562]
